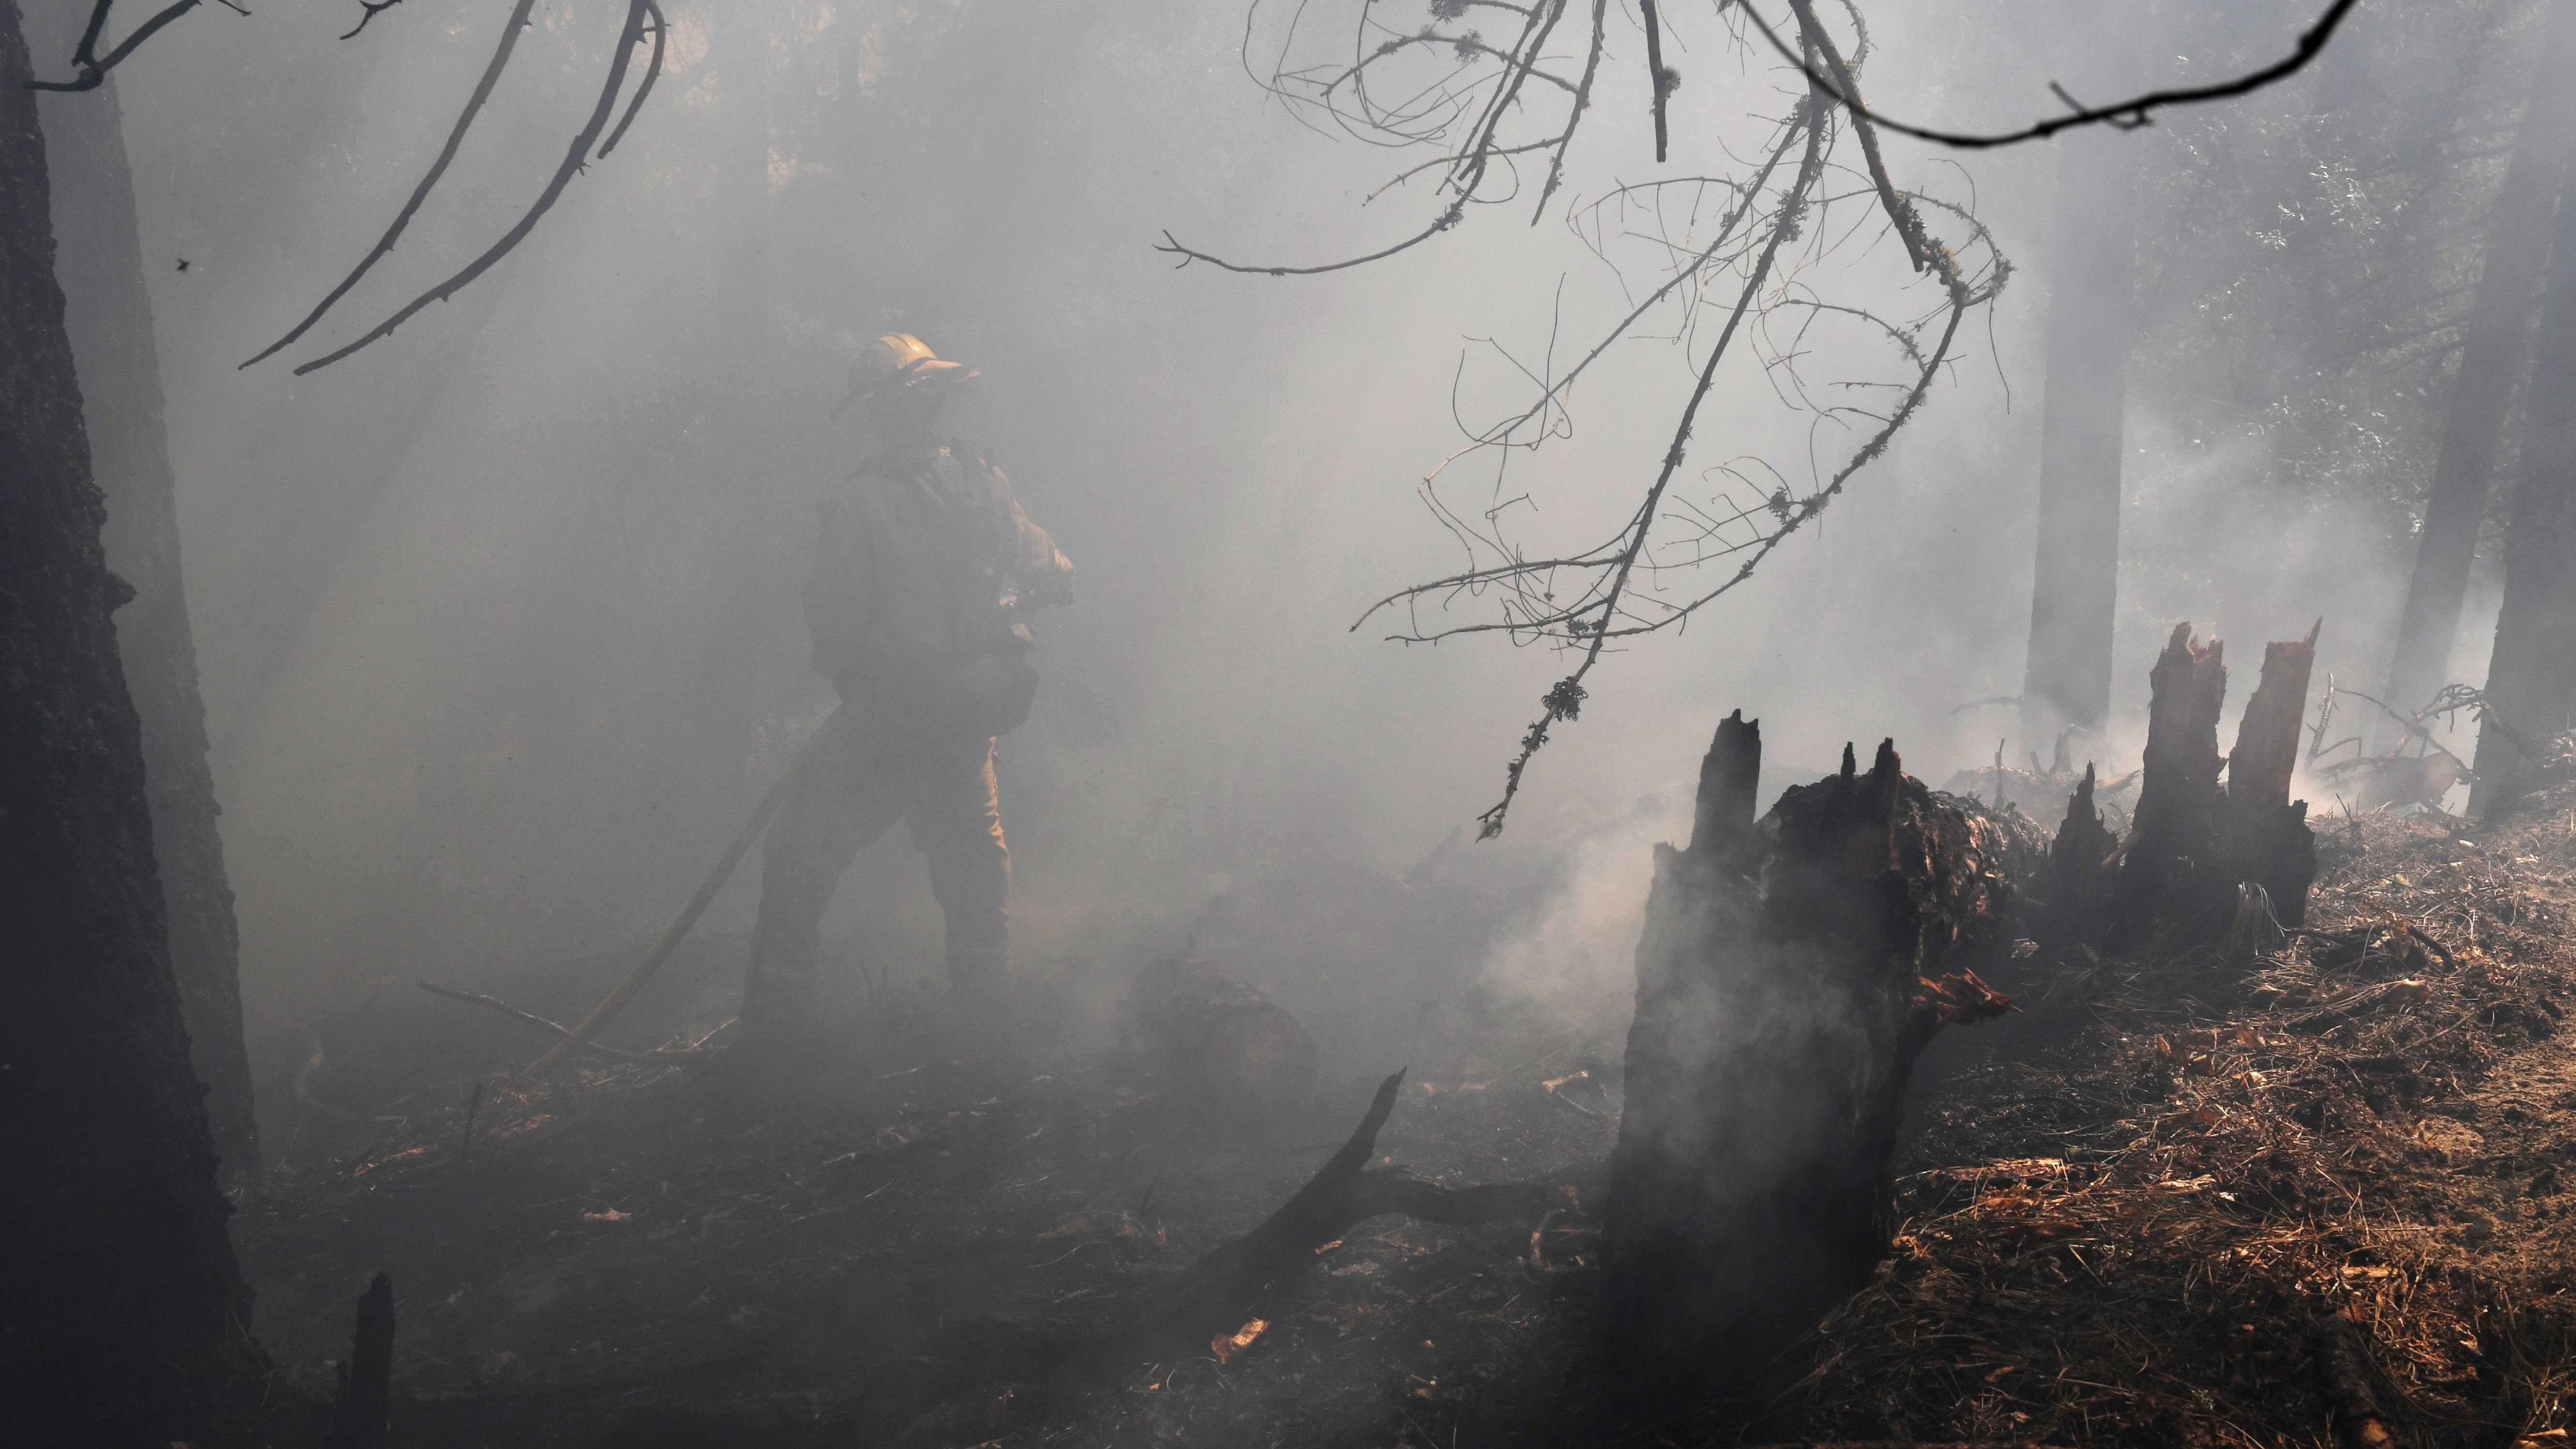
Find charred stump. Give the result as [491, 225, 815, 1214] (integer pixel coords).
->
[2110, 622, 2321, 940]
[1119, 952, 1316, 1125]
[2120, 623, 2229, 931]
[2213, 624, 2321, 927]
[324, 1272, 394, 1449]
[1605, 719, 2037, 1381]
[2033, 764, 2119, 961]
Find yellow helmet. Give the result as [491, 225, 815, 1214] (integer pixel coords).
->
[832, 334, 976, 418]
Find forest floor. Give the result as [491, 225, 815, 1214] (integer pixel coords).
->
[232, 779, 2576, 1449]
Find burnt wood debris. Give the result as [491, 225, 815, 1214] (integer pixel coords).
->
[1607, 624, 2324, 1383]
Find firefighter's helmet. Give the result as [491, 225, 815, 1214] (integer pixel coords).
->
[833, 334, 976, 418]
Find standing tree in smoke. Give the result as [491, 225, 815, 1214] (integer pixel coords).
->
[2377, 0, 2576, 753]
[30, 0, 259, 1175]
[0, 7, 254, 1439]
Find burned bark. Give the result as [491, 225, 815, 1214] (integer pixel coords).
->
[31, 0, 257, 1174]
[0, 6, 254, 1439]
[1605, 720, 2036, 1380]
[1119, 951, 1317, 1125]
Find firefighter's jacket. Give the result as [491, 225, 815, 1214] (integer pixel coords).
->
[804, 439, 1073, 732]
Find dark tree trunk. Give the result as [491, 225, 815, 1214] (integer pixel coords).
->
[32, 1, 258, 1174]
[2018, 122, 2138, 745]
[2473, 130, 2576, 811]
[2379, 0, 2576, 747]
[0, 4, 255, 1442]
[1605, 719, 2038, 1382]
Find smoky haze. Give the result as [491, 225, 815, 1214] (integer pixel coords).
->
[54, 0, 2498, 1096]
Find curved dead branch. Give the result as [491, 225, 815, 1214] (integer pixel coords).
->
[240, 0, 544, 369]
[24, 0, 225, 93]
[287, 0, 654, 374]
[598, 0, 666, 159]
[1738, 0, 2362, 150]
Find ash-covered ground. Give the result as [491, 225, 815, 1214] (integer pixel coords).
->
[232, 780, 2576, 1448]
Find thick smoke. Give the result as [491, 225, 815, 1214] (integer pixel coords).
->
[61, 0, 2487, 1101]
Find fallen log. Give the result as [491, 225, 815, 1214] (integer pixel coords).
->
[1118, 952, 1316, 1125]
[1606, 717, 2042, 1381]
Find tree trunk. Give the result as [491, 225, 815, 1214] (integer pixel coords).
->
[2017, 113, 2139, 746]
[0, 5, 255, 1441]
[31, 0, 258, 1174]
[1605, 718, 2037, 1382]
[2378, 0, 2576, 747]
[2472, 130, 2576, 812]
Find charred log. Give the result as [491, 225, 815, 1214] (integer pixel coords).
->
[1605, 720, 2037, 1382]
[1119, 952, 1317, 1125]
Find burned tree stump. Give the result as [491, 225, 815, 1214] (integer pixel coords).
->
[1120, 953, 1316, 1125]
[1605, 718, 2039, 1380]
[2109, 622, 2322, 939]
[2214, 624, 2321, 927]
[2033, 764, 2119, 961]
[324, 1271, 394, 1449]
[2120, 623, 2229, 930]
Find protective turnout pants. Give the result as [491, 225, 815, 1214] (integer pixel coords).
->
[742, 706, 1009, 1031]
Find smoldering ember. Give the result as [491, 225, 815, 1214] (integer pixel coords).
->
[17, 1, 2576, 1448]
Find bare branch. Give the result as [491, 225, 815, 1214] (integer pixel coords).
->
[1783, 0, 1922, 271]
[1477, 86, 1830, 840]
[339, 0, 406, 42]
[287, 0, 656, 374]
[241, 0, 543, 368]
[1640, 0, 1670, 163]
[26, 0, 212, 93]
[1737, 0, 2363, 151]
[599, 0, 666, 158]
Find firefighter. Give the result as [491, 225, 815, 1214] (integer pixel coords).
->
[740, 334, 1074, 1054]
